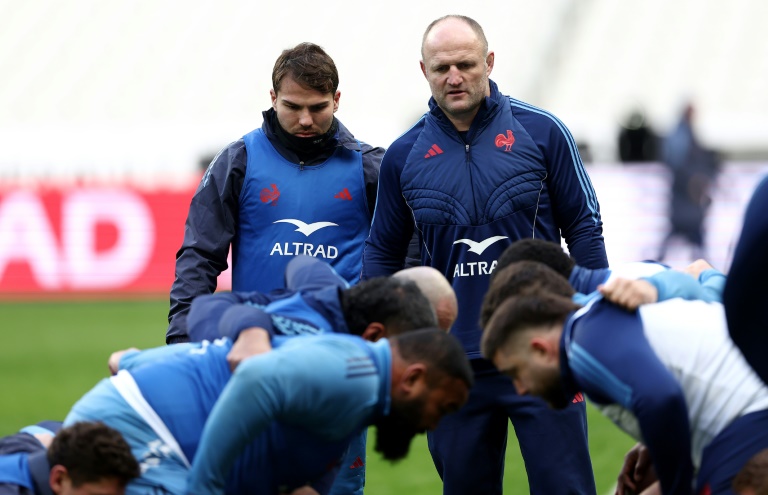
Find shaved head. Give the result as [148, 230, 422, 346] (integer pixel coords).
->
[421, 15, 489, 60]
[394, 266, 458, 331]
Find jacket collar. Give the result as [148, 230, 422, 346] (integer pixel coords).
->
[427, 79, 503, 135]
[260, 108, 361, 165]
[558, 311, 583, 401]
[28, 451, 54, 495]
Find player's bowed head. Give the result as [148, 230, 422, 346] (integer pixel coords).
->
[481, 289, 579, 410]
[374, 328, 473, 461]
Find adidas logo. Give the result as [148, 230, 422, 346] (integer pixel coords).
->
[424, 144, 443, 158]
[572, 392, 585, 403]
[334, 187, 352, 200]
[349, 456, 365, 469]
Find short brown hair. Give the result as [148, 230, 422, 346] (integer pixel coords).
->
[48, 421, 139, 487]
[481, 260, 575, 329]
[272, 42, 339, 94]
[481, 291, 579, 361]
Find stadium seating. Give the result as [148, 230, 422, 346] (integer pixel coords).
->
[0, 0, 767, 179]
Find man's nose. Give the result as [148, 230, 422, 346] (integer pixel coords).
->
[298, 109, 313, 127]
[446, 66, 462, 86]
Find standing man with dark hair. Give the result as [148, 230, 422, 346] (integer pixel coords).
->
[362, 14, 607, 494]
[168, 42, 384, 344]
[0, 421, 139, 495]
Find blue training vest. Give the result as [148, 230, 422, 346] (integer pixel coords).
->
[235, 129, 370, 292]
[0, 453, 34, 489]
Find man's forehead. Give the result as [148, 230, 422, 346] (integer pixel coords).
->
[277, 91, 334, 107]
[423, 20, 483, 57]
[276, 77, 334, 102]
[426, 47, 484, 66]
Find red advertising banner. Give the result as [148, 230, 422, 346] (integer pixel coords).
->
[0, 183, 198, 296]
[1, 163, 766, 297]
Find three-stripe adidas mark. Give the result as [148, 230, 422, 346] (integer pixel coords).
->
[334, 187, 353, 200]
[424, 144, 443, 158]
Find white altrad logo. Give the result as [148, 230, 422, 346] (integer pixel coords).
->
[453, 236, 508, 255]
[273, 219, 338, 236]
[270, 218, 340, 259]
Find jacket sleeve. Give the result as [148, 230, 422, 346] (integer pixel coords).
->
[723, 175, 768, 384]
[361, 140, 417, 279]
[187, 340, 370, 495]
[166, 141, 246, 344]
[568, 266, 611, 294]
[0, 433, 45, 455]
[360, 142, 385, 217]
[217, 305, 276, 341]
[187, 292, 272, 342]
[571, 301, 693, 495]
[643, 269, 723, 303]
[698, 269, 726, 301]
[528, 113, 608, 269]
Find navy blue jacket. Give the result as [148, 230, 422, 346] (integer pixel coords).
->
[724, 175, 768, 385]
[167, 110, 384, 343]
[363, 80, 607, 356]
[561, 298, 693, 495]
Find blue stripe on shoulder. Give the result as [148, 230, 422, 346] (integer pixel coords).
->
[508, 98, 600, 225]
[569, 342, 632, 408]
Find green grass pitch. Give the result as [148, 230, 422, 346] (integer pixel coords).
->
[0, 300, 635, 494]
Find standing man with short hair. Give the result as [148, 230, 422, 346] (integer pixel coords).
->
[362, 15, 607, 494]
[168, 42, 384, 344]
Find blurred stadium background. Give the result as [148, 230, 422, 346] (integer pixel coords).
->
[1, 0, 767, 492]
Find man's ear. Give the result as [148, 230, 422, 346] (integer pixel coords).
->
[486, 51, 495, 75]
[49, 465, 67, 494]
[401, 363, 427, 390]
[530, 336, 556, 361]
[361, 322, 386, 342]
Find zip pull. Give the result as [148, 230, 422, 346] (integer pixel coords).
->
[465, 144, 470, 153]
[299, 161, 304, 170]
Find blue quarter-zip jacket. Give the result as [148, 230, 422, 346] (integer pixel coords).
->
[363, 80, 606, 357]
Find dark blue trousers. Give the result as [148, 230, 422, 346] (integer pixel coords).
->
[427, 360, 595, 495]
